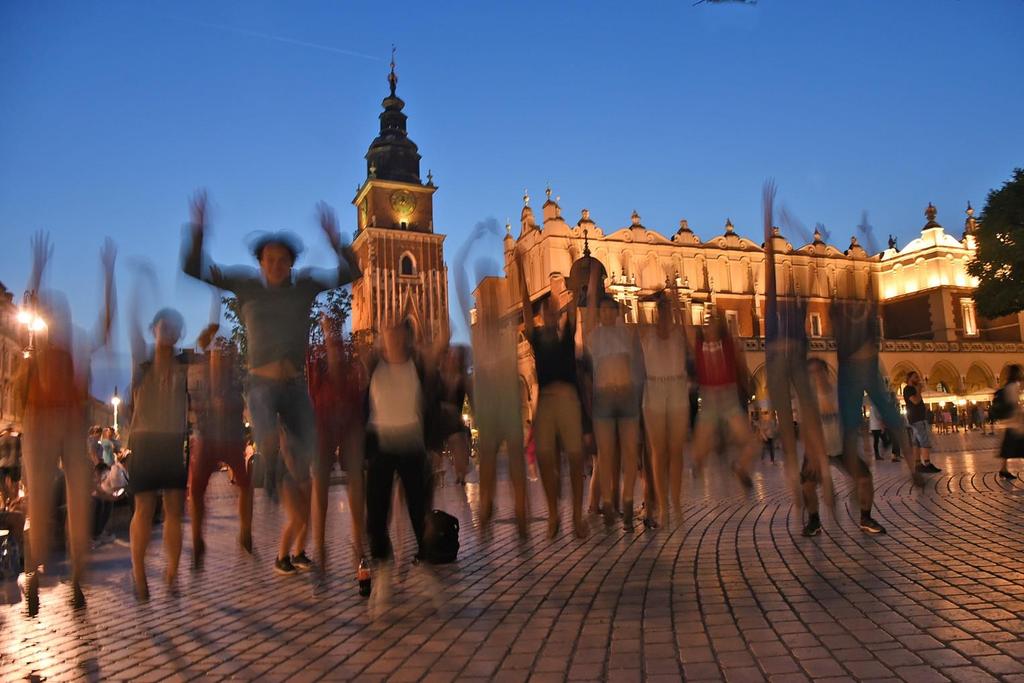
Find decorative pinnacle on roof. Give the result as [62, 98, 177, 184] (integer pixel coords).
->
[505, 219, 512, 236]
[812, 226, 823, 243]
[888, 234, 898, 250]
[966, 200, 974, 217]
[677, 219, 691, 233]
[583, 228, 591, 257]
[388, 45, 398, 96]
[925, 202, 937, 222]
[426, 169, 434, 186]
[523, 189, 530, 206]
[725, 218, 735, 234]
[631, 210, 642, 227]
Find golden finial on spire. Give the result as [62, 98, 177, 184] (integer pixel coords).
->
[523, 189, 530, 206]
[388, 45, 398, 96]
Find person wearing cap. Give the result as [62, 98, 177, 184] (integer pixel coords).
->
[182, 191, 361, 577]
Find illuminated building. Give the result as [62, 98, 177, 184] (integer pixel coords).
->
[475, 193, 1024, 419]
[348, 56, 449, 344]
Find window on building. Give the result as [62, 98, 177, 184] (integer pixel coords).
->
[400, 254, 416, 276]
[810, 312, 823, 338]
[725, 310, 740, 337]
[961, 298, 978, 336]
[690, 303, 705, 327]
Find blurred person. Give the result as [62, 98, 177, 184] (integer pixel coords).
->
[454, 231, 528, 535]
[638, 292, 689, 527]
[436, 344, 472, 485]
[518, 247, 588, 539]
[182, 192, 360, 576]
[364, 321, 442, 618]
[997, 364, 1023, 480]
[583, 254, 645, 531]
[126, 296, 216, 600]
[16, 232, 115, 615]
[762, 182, 831, 507]
[690, 314, 758, 488]
[903, 371, 939, 473]
[99, 427, 116, 467]
[801, 358, 887, 535]
[0, 425, 23, 509]
[307, 319, 367, 586]
[869, 404, 887, 461]
[188, 332, 253, 570]
[759, 410, 778, 464]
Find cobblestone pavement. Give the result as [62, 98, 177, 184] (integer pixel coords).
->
[2, 441, 1024, 682]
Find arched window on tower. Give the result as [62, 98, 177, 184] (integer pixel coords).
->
[400, 252, 416, 277]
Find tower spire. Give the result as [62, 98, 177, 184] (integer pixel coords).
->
[388, 45, 397, 96]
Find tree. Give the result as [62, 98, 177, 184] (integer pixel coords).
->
[221, 287, 352, 370]
[967, 168, 1024, 319]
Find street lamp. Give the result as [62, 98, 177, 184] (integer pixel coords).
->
[17, 290, 46, 358]
[111, 386, 121, 432]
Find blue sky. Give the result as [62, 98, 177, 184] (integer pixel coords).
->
[2, 1, 1023, 397]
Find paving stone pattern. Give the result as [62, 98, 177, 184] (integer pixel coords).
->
[2, 445, 1024, 682]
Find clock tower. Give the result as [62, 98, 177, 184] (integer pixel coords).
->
[350, 55, 449, 343]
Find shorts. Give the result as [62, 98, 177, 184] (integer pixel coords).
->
[592, 385, 640, 420]
[697, 384, 744, 427]
[127, 431, 188, 493]
[910, 421, 932, 449]
[642, 377, 688, 416]
[189, 438, 251, 501]
[246, 375, 316, 483]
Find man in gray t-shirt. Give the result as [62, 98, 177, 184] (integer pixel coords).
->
[903, 371, 939, 473]
[182, 191, 361, 577]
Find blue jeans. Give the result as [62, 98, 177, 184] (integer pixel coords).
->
[246, 375, 316, 487]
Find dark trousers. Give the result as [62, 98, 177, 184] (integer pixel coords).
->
[92, 497, 113, 539]
[365, 433, 431, 561]
[871, 429, 883, 458]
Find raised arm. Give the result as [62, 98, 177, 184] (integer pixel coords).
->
[181, 190, 256, 291]
[762, 180, 779, 341]
[299, 202, 362, 292]
[454, 223, 493, 332]
[28, 231, 53, 294]
[91, 237, 118, 352]
[514, 245, 535, 337]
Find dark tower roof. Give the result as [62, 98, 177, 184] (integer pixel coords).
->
[365, 51, 421, 184]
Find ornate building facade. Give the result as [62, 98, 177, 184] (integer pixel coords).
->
[349, 60, 449, 344]
[474, 192, 1024, 420]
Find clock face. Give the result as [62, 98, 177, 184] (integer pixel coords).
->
[390, 189, 417, 216]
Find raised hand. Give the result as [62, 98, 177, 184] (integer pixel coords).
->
[317, 201, 342, 250]
[30, 230, 54, 283]
[100, 237, 117, 275]
[189, 189, 209, 240]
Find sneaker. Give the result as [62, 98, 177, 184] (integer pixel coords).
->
[367, 562, 393, 620]
[290, 551, 314, 572]
[916, 463, 930, 473]
[925, 462, 941, 473]
[999, 470, 1018, 481]
[802, 516, 822, 537]
[274, 556, 297, 576]
[859, 516, 887, 534]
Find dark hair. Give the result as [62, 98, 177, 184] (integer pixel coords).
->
[151, 308, 185, 337]
[1007, 364, 1023, 383]
[249, 231, 304, 263]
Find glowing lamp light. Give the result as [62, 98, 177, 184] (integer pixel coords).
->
[16, 309, 31, 325]
[110, 395, 121, 408]
[29, 317, 46, 332]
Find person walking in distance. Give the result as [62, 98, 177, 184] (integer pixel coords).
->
[996, 365, 1024, 480]
[904, 371, 940, 473]
[16, 232, 116, 615]
[182, 191, 361, 576]
[517, 245, 588, 539]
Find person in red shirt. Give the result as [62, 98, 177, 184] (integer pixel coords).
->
[690, 314, 758, 488]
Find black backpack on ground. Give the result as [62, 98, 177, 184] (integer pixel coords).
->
[424, 509, 460, 564]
